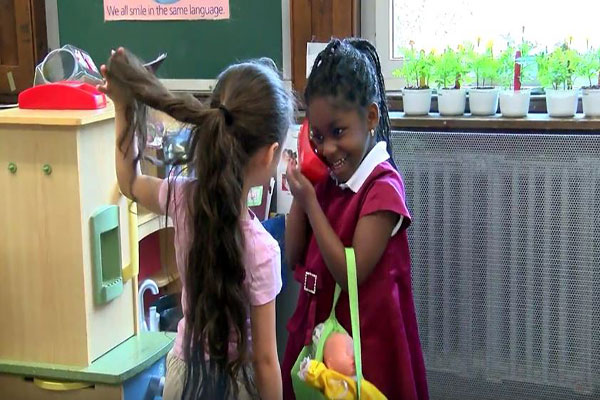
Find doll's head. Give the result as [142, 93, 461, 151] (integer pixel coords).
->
[323, 332, 355, 376]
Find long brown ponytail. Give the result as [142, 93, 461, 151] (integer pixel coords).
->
[106, 50, 293, 399]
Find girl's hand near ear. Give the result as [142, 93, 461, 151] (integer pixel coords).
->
[285, 159, 316, 210]
[285, 160, 314, 270]
[97, 48, 133, 111]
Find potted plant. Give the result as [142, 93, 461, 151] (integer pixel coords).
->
[498, 40, 535, 117]
[576, 45, 600, 117]
[536, 42, 581, 117]
[394, 44, 433, 115]
[466, 39, 500, 115]
[432, 46, 467, 116]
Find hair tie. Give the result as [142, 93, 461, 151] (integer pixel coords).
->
[328, 39, 341, 55]
[218, 105, 234, 126]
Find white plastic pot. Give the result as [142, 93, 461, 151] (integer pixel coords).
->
[499, 89, 531, 118]
[545, 89, 578, 117]
[582, 88, 600, 118]
[468, 88, 500, 116]
[402, 88, 432, 116]
[437, 88, 466, 116]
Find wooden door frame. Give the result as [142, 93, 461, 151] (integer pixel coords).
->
[0, 0, 47, 103]
[290, 0, 360, 94]
[31, 0, 48, 65]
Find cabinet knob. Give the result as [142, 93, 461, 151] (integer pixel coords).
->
[8, 162, 17, 174]
[42, 164, 52, 175]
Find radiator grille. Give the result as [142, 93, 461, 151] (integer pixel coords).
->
[392, 130, 600, 400]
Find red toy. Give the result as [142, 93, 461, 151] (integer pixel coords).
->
[513, 50, 522, 91]
[18, 81, 107, 110]
[298, 120, 328, 184]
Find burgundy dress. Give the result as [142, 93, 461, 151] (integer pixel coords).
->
[282, 161, 429, 400]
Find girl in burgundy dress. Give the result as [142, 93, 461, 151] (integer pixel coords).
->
[282, 38, 429, 400]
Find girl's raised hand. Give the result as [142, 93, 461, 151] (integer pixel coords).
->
[286, 159, 316, 209]
[97, 47, 133, 111]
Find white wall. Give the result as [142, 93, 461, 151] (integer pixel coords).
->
[45, 0, 59, 50]
[361, 0, 376, 42]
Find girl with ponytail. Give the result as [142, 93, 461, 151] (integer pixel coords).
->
[98, 48, 293, 400]
[281, 38, 429, 399]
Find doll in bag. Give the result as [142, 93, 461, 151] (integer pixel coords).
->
[297, 325, 386, 400]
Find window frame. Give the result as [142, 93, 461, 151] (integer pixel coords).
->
[362, 0, 404, 91]
[364, 0, 592, 92]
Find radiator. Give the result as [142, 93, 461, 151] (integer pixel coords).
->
[391, 130, 600, 400]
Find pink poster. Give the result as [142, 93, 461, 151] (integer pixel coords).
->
[104, 0, 229, 21]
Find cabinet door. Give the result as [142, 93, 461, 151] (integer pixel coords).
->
[0, 126, 89, 365]
[0, 0, 35, 97]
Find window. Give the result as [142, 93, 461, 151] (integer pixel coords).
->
[366, 0, 600, 90]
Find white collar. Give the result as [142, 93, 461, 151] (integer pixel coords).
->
[338, 141, 390, 193]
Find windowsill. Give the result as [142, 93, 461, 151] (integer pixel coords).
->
[185, 91, 583, 116]
[387, 93, 564, 114]
[389, 112, 600, 131]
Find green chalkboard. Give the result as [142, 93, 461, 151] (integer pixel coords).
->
[58, 0, 282, 79]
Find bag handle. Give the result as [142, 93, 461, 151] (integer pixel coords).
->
[329, 285, 342, 318]
[346, 247, 363, 399]
[320, 249, 362, 399]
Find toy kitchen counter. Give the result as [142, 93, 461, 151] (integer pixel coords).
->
[0, 332, 174, 400]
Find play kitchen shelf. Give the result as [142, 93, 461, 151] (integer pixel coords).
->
[137, 206, 172, 241]
[0, 332, 174, 400]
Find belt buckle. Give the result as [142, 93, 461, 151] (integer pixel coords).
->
[304, 271, 317, 294]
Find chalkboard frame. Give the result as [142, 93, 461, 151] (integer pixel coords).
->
[51, 0, 291, 90]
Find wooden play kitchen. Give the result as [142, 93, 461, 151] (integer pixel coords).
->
[0, 106, 173, 399]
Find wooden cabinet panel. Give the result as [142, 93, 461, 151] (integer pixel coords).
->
[291, 0, 313, 94]
[0, 0, 19, 66]
[0, 125, 89, 365]
[291, 0, 360, 92]
[0, 0, 47, 101]
[30, 0, 48, 64]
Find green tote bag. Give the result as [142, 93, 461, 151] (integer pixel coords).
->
[291, 248, 364, 399]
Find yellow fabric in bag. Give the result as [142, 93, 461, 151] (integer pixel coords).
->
[300, 359, 386, 400]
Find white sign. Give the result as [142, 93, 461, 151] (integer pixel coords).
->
[306, 42, 328, 78]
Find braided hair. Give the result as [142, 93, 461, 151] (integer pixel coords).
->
[304, 38, 394, 166]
